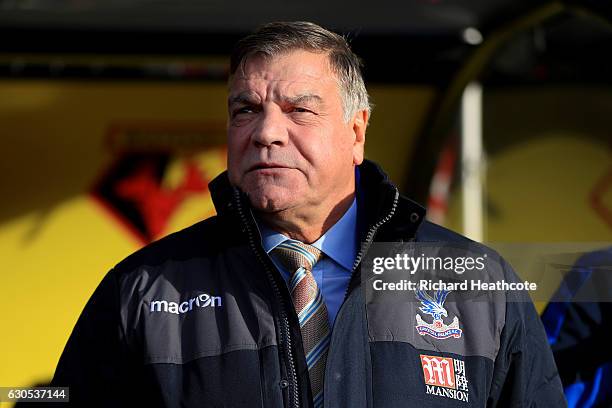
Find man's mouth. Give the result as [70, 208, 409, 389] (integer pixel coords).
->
[248, 163, 290, 171]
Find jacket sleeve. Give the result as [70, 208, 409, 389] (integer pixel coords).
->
[487, 259, 567, 407]
[50, 269, 138, 407]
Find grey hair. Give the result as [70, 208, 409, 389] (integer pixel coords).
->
[230, 21, 372, 123]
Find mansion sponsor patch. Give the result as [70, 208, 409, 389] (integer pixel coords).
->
[420, 354, 469, 402]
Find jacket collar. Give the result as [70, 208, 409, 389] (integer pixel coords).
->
[208, 159, 426, 239]
[355, 160, 426, 242]
[209, 170, 237, 218]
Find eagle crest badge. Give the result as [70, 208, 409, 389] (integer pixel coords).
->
[415, 289, 462, 340]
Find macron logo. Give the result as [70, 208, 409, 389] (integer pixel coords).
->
[150, 293, 222, 315]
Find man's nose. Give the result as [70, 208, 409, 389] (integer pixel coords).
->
[251, 108, 288, 148]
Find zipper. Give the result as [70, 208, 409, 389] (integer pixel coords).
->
[342, 186, 400, 308]
[324, 185, 399, 404]
[233, 189, 301, 408]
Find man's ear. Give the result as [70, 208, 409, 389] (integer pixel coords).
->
[352, 109, 368, 165]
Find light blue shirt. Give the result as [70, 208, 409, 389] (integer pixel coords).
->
[257, 198, 358, 328]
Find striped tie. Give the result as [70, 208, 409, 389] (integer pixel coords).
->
[272, 240, 330, 408]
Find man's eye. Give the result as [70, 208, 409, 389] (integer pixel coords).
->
[292, 107, 312, 114]
[233, 107, 255, 116]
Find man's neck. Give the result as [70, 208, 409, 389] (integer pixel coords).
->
[256, 193, 355, 244]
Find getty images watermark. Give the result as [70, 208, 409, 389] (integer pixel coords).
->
[370, 251, 537, 292]
[363, 242, 612, 303]
[362, 242, 610, 352]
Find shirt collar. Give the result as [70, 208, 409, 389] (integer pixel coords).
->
[258, 198, 358, 271]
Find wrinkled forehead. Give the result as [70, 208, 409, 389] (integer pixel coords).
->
[228, 50, 340, 98]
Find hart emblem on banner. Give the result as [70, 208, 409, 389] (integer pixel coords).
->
[91, 122, 226, 244]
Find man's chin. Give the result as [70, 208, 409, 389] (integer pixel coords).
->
[245, 191, 295, 213]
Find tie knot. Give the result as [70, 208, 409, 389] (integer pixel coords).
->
[272, 240, 323, 272]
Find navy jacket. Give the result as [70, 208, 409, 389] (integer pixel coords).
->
[51, 160, 566, 407]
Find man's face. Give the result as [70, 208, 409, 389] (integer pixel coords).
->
[227, 50, 366, 214]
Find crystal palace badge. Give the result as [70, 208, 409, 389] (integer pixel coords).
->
[415, 289, 463, 340]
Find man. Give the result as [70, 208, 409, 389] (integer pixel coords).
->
[51, 21, 566, 407]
